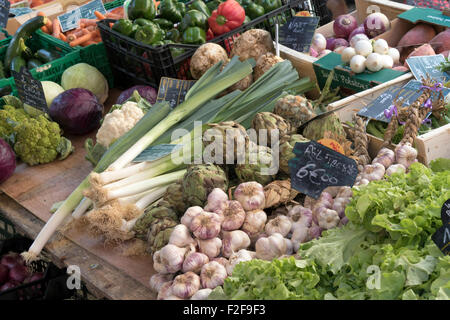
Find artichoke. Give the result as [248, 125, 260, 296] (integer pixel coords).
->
[274, 95, 316, 129]
[182, 164, 228, 207]
[147, 225, 176, 255]
[279, 134, 309, 175]
[162, 181, 188, 217]
[302, 112, 346, 142]
[251, 112, 292, 147]
[235, 143, 277, 185]
[132, 202, 178, 240]
[203, 121, 249, 165]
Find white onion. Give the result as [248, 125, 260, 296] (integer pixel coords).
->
[311, 33, 327, 52]
[350, 34, 369, 48]
[388, 48, 400, 64]
[334, 46, 346, 54]
[355, 40, 373, 57]
[373, 39, 389, 55]
[380, 55, 394, 69]
[365, 53, 383, 72]
[341, 47, 356, 63]
[350, 55, 366, 73]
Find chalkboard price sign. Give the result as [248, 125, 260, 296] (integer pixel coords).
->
[406, 54, 450, 83]
[432, 199, 450, 255]
[12, 67, 48, 113]
[288, 140, 358, 199]
[156, 77, 196, 109]
[279, 16, 319, 53]
[0, 0, 10, 29]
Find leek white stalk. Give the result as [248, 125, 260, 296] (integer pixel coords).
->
[100, 170, 186, 202]
[117, 188, 157, 205]
[72, 197, 92, 219]
[93, 161, 155, 185]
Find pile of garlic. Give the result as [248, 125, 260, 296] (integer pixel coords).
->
[342, 39, 400, 73]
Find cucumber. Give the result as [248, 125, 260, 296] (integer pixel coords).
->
[34, 49, 60, 63]
[27, 58, 43, 70]
[10, 56, 27, 73]
[4, 16, 47, 73]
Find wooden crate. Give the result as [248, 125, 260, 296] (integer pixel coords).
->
[279, 0, 413, 99]
[327, 73, 450, 165]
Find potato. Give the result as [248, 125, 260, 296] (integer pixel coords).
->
[397, 23, 436, 53]
[253, 53, 284, 81]
[430, 29, 450, 54]
[230, 29, 275, 62]
[403, 44, 436, 67]
[190, 43, 228, 79]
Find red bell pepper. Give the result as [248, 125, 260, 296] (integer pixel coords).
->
[208, 0, 245, 36]
[206, 28, 215, 41]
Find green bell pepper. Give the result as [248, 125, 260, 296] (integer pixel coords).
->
[182, 27, 206, 45]
[239, 0, 253, 9]
[246, 2, 265, 20]
[130, 24, 140, 38]
[134, 18, 153, 27]
[188, 0, 210, 17]
[206, 0, 221, 12]
[159, 0, 186, 23]
[256, 0, 281, 13]
[127, 0, 156, 20]
[170, 47, 185, 58]
[153, 18, 174, 30]
[165, 28, 181, 42]
[134, 22, 164, 45]
[244, 15, 251, 23]
[180, 10, 207, 32]
[112, 19, 134, 36]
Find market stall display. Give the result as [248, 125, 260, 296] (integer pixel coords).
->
[0, 0, 449, 301]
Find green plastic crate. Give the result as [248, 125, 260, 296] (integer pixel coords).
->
[80, 42, 114, 88]
[0, 215, 16, 241]
[104, 0, 125, 10]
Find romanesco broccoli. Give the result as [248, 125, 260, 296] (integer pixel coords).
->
[0, 105, 29, 139]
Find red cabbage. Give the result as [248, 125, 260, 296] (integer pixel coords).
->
[50, 88, 104, 135]
[116, 85, 157, 105]
[0, 138, 15, 184]
[1, 252, 23, 269]
[0, 265, 8, 285]
[9, 264, 29, 283]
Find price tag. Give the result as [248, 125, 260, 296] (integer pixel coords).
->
[12, 67, 48, 113]
[432, 199, 450, 255]
[58, 0, 106, 33]
[288, 140, 358, 199]
[156, 77, 196, 109]
[406, 55, 450, 83]
[279, 16, 319, 53]
[0, 0, 10, 29]
[357, 80, 450, 122]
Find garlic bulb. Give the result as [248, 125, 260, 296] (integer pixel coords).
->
[234, 182, 265, 211]
[190, 211, 222, 240]
[317, 208, 340, 230]
[182, 252, 210, 274]
[332, 197, 351, 218]
[157, 281, 173, 300]
[336, 186, 352, 198]
[221, 200, 246, 231]
[226, 249, 256, 275]
[156, 244, 187, 274]
[355, 178, 370, 186]
[222, 230, 251, 258]
[169, 224, 196, 247]
[181, 206, 203, 229]
[198, 237, 222, 258]
[361, 163, 385, 181]
[153, 250, 169, 274]
[212, 257, 229, 267]
[241, 209, 267, 237]
[288, 205, 312, 231]
[171, 271, 201, 299]
[149, 273, 174, 293]
[291, 224, 309, 251]
[307, 223, 322, 241]
[265, 215, 292, 237]
[395, 143, 417, 169]
[255, 233, 287, 261]
[200, 261, 228, 289]
[372, 148, 395, 168]
[284, 238, 293, 255]
[386, 163, 406, 176]
[204, 188, 228, 213]
[190, 288, 212, 300]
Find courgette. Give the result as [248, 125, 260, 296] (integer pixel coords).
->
[34, 49, 60, 63]
[27, 58, 43, 70]
[10, 56, 27, 73]
[0, 61, 4, 78]
[4, 16, 48, 73]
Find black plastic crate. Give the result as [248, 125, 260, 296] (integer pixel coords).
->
[308, 0, 333, 26]
[98, 0, 315, 87]
[0, 215, 15, 241]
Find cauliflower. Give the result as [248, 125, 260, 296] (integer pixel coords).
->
[95, 101, 145, 148]
[0, 105, 29, 139]
[13, 115, 73, 166]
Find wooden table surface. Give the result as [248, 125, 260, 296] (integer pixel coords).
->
[0, 89, 157, 300]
